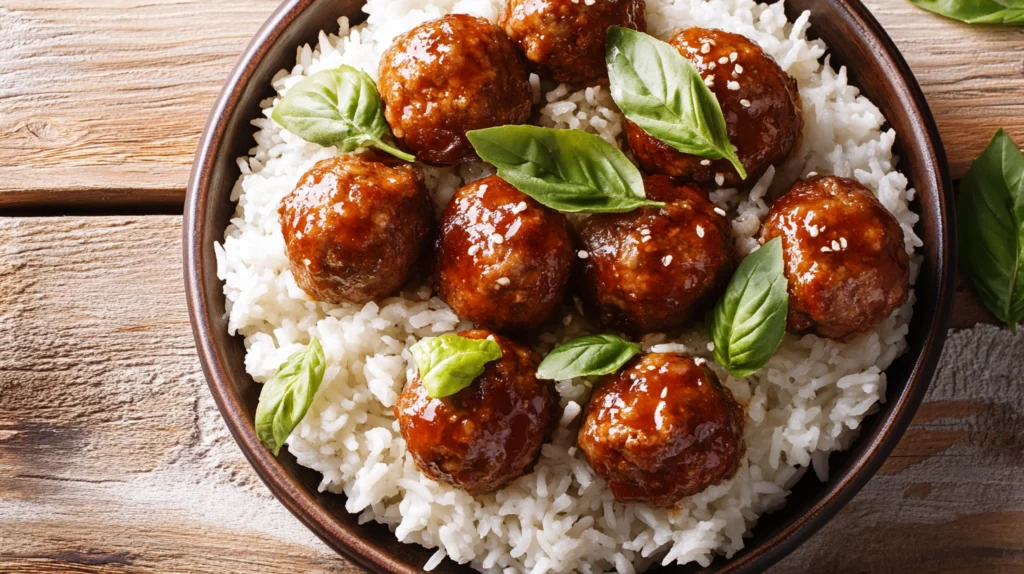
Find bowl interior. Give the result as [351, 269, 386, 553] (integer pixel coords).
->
[184, 1, 955, 572]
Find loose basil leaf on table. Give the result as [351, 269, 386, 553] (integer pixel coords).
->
[908, 0, 1024, 24]
[537, 334, 642, 380]
[958, 128, 1024, 332]
[410, 334, 504, 398]
[708, 237, 789, 378]
[605, 26, 748, 180]
[467, 125, 664, 213]
[271, 65, 415, 162]
[255, 337, 327, 456]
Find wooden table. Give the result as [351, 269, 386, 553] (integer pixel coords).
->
[1, 1, 1022, 572]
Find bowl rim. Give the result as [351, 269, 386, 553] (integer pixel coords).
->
[183, 0, 956, 572]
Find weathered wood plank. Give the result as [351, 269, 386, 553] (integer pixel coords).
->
[0, 0, 279, 204]
[1, 0, 1022, 208]
[0, 217, 1021, 572]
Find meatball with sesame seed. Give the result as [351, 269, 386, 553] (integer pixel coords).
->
[279, 154, 434, 304]
[576, 175, 733, 334]
[395, 330, 556, 495]
[578, 352, 746, 506]
[378, 14, 533, 166]
[499, 0, 646, 85]
[625, 27, 803, 188]
[760, 176, 910, 340]
[435, 176, 575, 332]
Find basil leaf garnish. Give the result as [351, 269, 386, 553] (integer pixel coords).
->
[958, 129, 1024, 332]
[537, 334, 642, 380]
[271, 66, 415, 162]
[708, 237, 789, 377]
[255, 338, 326, 456]
[606, 26, 747, 180]
[908, 0, 1024, 24]
[410, 334, 503, 398]
[467, 125, 664, 213]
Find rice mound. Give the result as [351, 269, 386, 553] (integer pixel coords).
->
[215, 0, 923, 572]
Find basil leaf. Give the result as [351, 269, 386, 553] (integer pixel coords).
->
[255, 338, 326, 456]
[958, 129, 1024, 332]
[467, 125, 664, 213]
[708, 237, 789, 377]
[410, 334, 503, 398]
[606, 26, 747, 180]
[271, 66, 415, 162]
[908, 0, 1024, 24]
[537, 334, 642, 380]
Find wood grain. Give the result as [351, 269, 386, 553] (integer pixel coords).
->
[0, 217, 1021, 572]
[1, 0, 1022, 208]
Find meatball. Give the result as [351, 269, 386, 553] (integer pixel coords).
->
[578, 353, 745, 506]
[378, 15, 533, 165]
[625, 28, 803, 188]
[760, 176, 910, 340]
[395, 330, 555, 494]
[435, 176, 574, 332]
[499, 0, 646, 85]
[279, 154, 433, 304]
[576, 175, 733, 333]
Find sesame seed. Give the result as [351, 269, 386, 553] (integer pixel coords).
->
[512, 201, 528, 214]
[730, 52, 738, 62]
[577, 250, 590, 259]
[832, 240, 841, 250]
[718, 56, 729, 64]
[704, 75, 715, 88]
[662, 255, 673, 266]
[840, 237, 848, 249]
[707, 342, 716, 351]
[821, 246, 832, 253]
[497, 277, 511, 286]
[740, 99, 751, 108]
[806, 171, 818, 178]
[490, 233, 504, 244]
[714, 207, 727, 216]
[727, 81, 740, 91]
[694, 357, 707, 366]
[701, 42, 711, 54]
[467, 244, 480, 256]
[734, 64, 744, 74]
[640, 229, 651, 236]
[696, 225, 705, 238]
[708, 62, 717, 70]
[642, 236, 651, 243]
[715, 173, 725, 186]
[700, 159, 712, 166]
[808, 226, 819, 238]
[505, 219, 522, 239]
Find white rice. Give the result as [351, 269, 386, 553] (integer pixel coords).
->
[215, 0, 923, 572]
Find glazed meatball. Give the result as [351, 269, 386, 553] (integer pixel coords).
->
[378, 15, 533, 165]
[625, 28, 803, 188]
[576, 175, 733, 333]
[279, 154, 433, 304]
[395, 330, 555, 494]
[435, 176, 574, 332]
[499, 0, 646, 85]
[578, 353, 745, 506]
[760, 176, 910, 340]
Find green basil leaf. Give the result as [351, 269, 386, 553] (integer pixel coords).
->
[410, 334, 503, 398]
[708, 237, 789, 377]
[467, 125, 664, 213]
[958, 129, 1024, 333]
[271, 66, 415, 161]
[255, 338, 327, 456]
[606, 26, 747, 180]
[536, 334, 642, 380]
[908, 0, 1024, 24]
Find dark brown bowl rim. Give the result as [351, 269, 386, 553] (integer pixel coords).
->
[184, 1, 956, 572]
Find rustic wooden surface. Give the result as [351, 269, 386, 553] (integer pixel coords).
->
[0, 0, 1022, 573]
